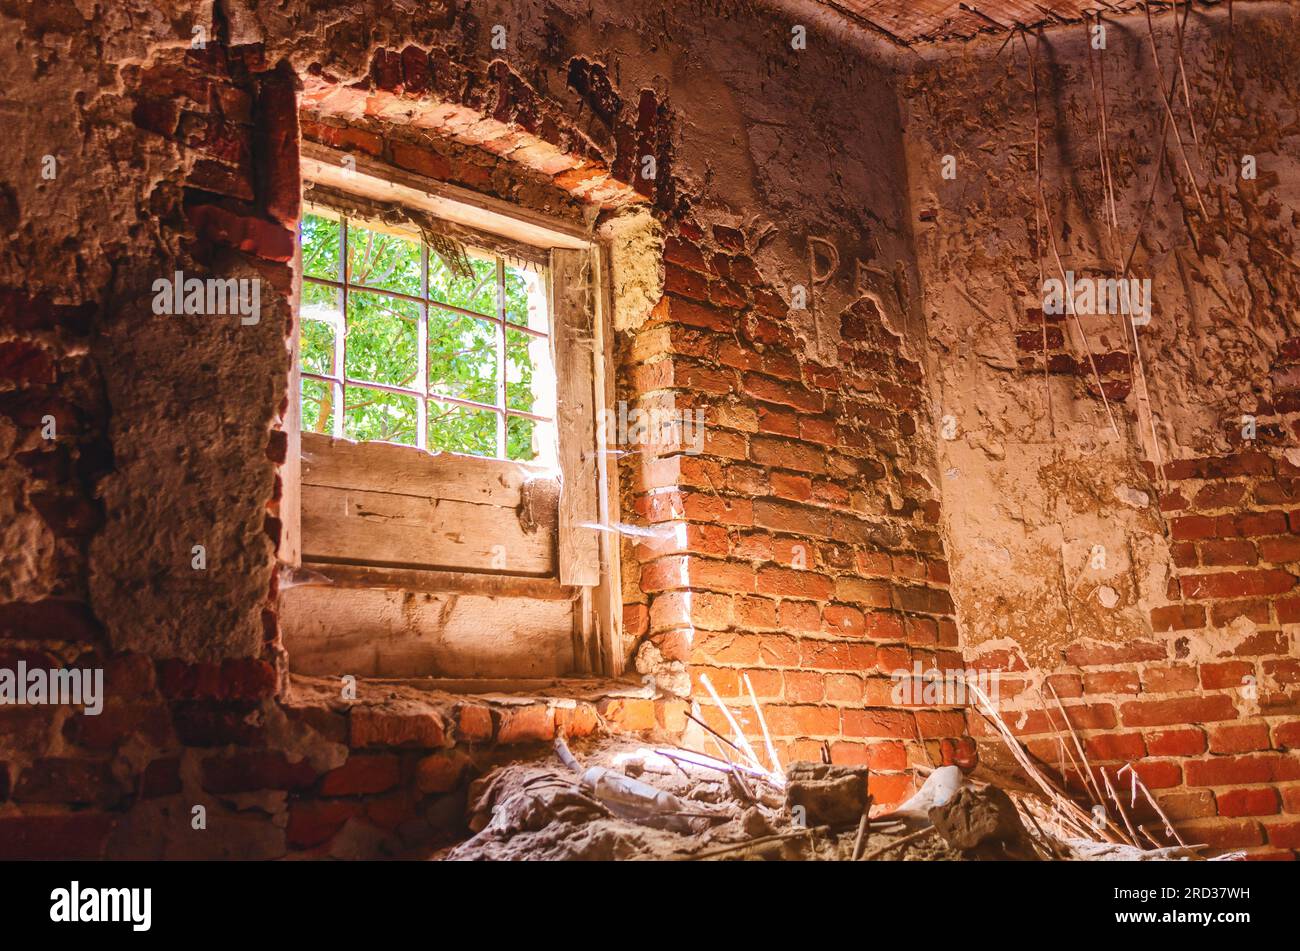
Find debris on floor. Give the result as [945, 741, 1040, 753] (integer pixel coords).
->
[439, 735, 1228, 861]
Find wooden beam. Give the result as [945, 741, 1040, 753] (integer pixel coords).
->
[293, 561, 578, 601]
[301, 141, 591, 250]
[549, 248, 601, 588]
[590, 244, 625, 675]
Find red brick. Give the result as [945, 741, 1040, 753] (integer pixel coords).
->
[1083, 670, 1140, 694]
[350, 708, 447, 748]
[1176, 818, 1263, 850]
[1266, 820, 1300, 849]
[320, 755, 400, 796]
[201, 751, 316, 793]
[1200, 660, 1256, 690]
[1145, 728, 1206, 756]
[1209, 723, 1272, 754]
[286, 800, 360, 850]
[0, 814, 115, 859]
[1065, 640, 1167, 666]
[0, 598, 102, 641]
[1083, 732, 1146, 761]
[415, 752, 469, 793]
[186, 203, 294, 262]
[1217, 787, 1280, 817]
[756, 566, 833, 599]
[496, 704, 556, 744]
[1186, 754, 1300, 786]
[1149, 602, 1206, 631]
[1180, 570, 1295, 600]
[1141, 665, 1199, 693]
[1120, 695, 1239, 727]
[842, 708, 914, 739]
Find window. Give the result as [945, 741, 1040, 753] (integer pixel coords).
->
[281, 141, 625, 682]
[298, 206, 557, 467]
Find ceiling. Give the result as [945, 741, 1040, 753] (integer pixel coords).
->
[816, 0, 1232, 45]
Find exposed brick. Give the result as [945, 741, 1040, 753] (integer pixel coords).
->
[1217, 787, 1280, 817]
[1120, 695, 1239, 727]
[320, 755, 400, 796]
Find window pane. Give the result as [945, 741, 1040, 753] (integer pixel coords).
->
[343, 385, 418, 446]
[429, 254, 496, 317]
[302, 279, 342, 324]
[301, 377, 334, 435]
[428, 308, 497, 405]
[507, 415, 553, 463]
[345, 291, 419, 388]
[346, 224, 422, 296]
[300, 213, 340, 280]
[506, 328, 541, 413]
[300, 317, 335, 377]
[504, 263, 544, 328]
[428, 400, 497, 457]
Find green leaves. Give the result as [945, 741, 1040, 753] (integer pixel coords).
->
[298, 211, 551, 463]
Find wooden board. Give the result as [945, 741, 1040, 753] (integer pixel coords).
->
[301, 431, 553, 507]
[302, 142, 591, 250]
[300, 483, 554, 575]
[295, 561, 577, 601]
[281, 584, 575, 679]
[590, 243, 624, 674]
[550, 248, 601, 587]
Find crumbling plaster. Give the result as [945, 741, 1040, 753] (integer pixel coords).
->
[0, 0, 930, 664]
[897, 2, 1300, 669]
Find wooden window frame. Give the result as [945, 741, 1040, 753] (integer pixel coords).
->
[283, 143, 624, 678]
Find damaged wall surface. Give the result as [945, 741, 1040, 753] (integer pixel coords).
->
[900, 2, 1300, 856]
[1, 0, 1296, 861]
[0, 0, 966, 858]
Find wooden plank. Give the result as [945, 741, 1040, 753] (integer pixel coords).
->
[281, 249, 304, 568]
[281, 585, 575, 679]
[590, 243, 624, 674]
[294, 561, 577, 601]
[300, 483, 554, 575]
[300, 430, 555, 507]
[550, 248, 601, 587]
[302, 142, 591, 250]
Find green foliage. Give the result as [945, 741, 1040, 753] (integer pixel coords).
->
[298, 212, 549, 462]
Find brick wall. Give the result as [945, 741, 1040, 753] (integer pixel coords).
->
[0, 0, 966, 857]
[900, 8, 1300, 858]
[620, 224, 971, 806]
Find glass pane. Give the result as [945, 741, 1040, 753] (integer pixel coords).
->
[428, 308, 498, 405]
[301, 378, 334, 435]
[429, 253, 497, 317]
[300, 317, 335, 377]
[343, 385, 418, 446]
[428, 400, 498, 457]
[506, 328, 541, 413]
[300, 213, 341, 280]
[345, 223, 423, 296]
[507, 415, 553, 463]
[345, 291, 419, 388]
[301, 279, 342, 324]
[504, 263, 541, 327]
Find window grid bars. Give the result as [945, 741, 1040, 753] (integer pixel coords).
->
[303, 214, 553, 458]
